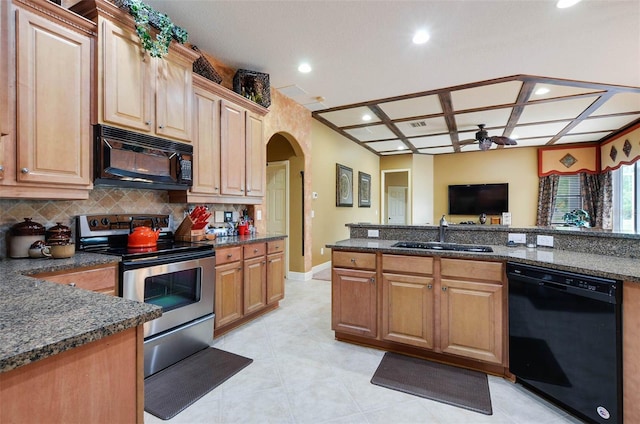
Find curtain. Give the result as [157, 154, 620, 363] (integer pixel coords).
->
[536, 175, 560, 226]
[581, 171, 613, 229]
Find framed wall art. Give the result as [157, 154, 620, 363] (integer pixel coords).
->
[336, 163, 353, 207]
[358, 171, 371, 207]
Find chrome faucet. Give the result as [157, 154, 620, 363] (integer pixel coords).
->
[439, 215, 448, 243]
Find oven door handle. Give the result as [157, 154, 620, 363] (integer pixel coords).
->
[122, 249, 215, 270]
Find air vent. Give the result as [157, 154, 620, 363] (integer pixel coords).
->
[410, 121, 427, 128]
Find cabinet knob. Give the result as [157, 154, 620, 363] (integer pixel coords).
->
[145, 121, 152, 126]
[350, 258, 356, 263]
[21, 167, 29, 174]
[227, 253, 233, 258]
[442, 286, 448, 292]
[254, 248, 259, 253]
[240, 189, 244, 192]
[247, 189, 251, 193]
[262, 261, 266, 265]
[427, 284, 433, 289]
[214, 187, 219, 191]
[159, 125, 164, 129]
[370, 277, 375, 283]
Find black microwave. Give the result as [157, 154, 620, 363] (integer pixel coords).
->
[94, 125, 193, 191]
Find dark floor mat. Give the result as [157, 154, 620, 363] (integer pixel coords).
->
[145, 347, 253, 420]
[371, 352, 492, 415]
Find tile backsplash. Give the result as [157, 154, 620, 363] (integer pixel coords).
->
[0, 187, 244, 258]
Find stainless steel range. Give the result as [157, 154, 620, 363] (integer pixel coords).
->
[77, 214, 215, 377]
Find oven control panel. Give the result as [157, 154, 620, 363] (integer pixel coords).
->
[77, 214, 171, 236]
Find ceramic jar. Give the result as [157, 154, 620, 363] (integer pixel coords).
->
[9, 218, 46, 258]
[46, 222, 72, 245]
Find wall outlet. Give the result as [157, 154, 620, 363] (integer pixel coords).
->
[508, 233, 526, 244]
[256, 210, 262, 220]
[537, 235, 554, 248]
[311, 210, 315, 218]
[367, 229, 379, 238]
[312, 192, 318, 199]
[320, 247, 324, 255]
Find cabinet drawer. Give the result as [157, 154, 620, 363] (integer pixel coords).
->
[244, 243, 266, 259]
[34, 265, 117, 295]
[267, 240, 285, 254]
[216, 246, 242, 265]
[333, 251, 376, 270]
[440, 258, 504, 283]
[382, 254, 433, 275]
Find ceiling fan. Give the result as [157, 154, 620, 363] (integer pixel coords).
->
[460, 124, 518, 151]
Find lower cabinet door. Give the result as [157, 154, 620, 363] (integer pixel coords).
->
[440, 278, 503, 364]
[382, 272, 435, 349]
[214, 261, 243, 328]
[266, 252, 284, 304]
[331, 267, 377, 338]
[243, 255, 266, 314]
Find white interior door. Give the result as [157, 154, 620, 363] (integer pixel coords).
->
[388, 186, 407, 224]
[267, 161, 289, 276]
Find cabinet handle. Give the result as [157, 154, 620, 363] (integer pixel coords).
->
[370, 277, 375, 283]
[227, 253, 233, 258]
[262, 261, 266, 265]
[247, 189, 251, 193]
[442, 286, 448, 292]
[254, 248, 259, 253]
[68, 283, 76, 287]
[21, 167, 29, 174]
[145, 121, 152, 126]
[240, 189, 244, 192]
[159, 125, 164, 129]
[350, 258, 356, 263]
[214, 187, 219, 191]
[427, 284, 433, 289]
[237, 267, 242, 271]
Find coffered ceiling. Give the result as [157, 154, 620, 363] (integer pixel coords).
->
[146, 0, 640, 155]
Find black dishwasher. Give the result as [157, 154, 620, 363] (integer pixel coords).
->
[507, 262, 622, 424]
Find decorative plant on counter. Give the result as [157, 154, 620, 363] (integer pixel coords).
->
[563, 209, 590, 227]
[114, 0, 188, 58]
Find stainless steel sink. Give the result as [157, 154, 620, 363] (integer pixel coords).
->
[391, 241, 493, 252]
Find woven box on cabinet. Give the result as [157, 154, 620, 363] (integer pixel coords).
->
[191, 45, 222, 84]
[233, 69, 271, 108]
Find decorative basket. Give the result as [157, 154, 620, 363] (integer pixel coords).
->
[191, 45, 222, 84]
[233, 69, 271, 108]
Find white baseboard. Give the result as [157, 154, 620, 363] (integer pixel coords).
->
[287, 261, 332, 281]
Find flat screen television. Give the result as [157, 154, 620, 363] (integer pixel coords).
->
[448, 183, 509, 215]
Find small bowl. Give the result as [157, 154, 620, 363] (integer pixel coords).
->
[49, 243, 75, 259]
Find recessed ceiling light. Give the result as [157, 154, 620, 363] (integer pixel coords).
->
[298, 63, 312, 73]
[412, 30, 430, 45]
[556, 0, 582, 8]
[362, 114, 372, 121]
[535, 87, 550, 95]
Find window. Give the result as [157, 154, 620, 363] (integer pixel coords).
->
[612, 162, 639, 233]
[551, 175, 582, 224]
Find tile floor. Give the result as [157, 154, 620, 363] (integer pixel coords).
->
[144, 278, 585, 424]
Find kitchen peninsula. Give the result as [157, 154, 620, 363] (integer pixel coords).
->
[0, 253, 160, 423]
[327, 223, 640, 423]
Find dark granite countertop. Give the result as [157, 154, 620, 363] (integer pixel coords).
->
[326, 238, 640, 283]
[202, 233, 287, 248]
[0, 253, 161, 373]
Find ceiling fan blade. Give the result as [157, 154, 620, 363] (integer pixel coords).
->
[490, 136, 517, 146]
[458, 138, 476, 145]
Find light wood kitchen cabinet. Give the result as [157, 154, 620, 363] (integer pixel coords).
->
[0, 1, 93, 199]
[440, 258, 504, 364]
[215, 240, 285, 334]
[169, 75, 269, 205]
[189, 84, 221, 196]
[331, 251, 377, 338]
[243, 243, 267, 314]
[266, 241, 285, 304]
[33, 264, 118, 296]
[1, 327, 144, 424]
[98, 15, 197, 142]
[220, 100, 265, 198]
[381, 255, 435, 349]
[214, 246, 244, 328]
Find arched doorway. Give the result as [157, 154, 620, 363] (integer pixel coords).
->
[266, 132, 305, 278]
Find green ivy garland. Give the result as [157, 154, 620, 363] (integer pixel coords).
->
[115, 0, 188, 58]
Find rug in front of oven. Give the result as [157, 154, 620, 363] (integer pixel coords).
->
[144, 347, 253, 420]
[371, 352, 492, 415]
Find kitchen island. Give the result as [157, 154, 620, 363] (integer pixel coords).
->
[327, 224, 640, 424]
[0, 253, 161, 423]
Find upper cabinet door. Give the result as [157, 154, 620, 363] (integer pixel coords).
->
[245, 112, 265, 197]
[15, 8, 91, 186]
[100, 17, 153, 133]
[155, 52, 192, 142]
[220, 99, 246, 196]
[191, 87, 221, 195]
